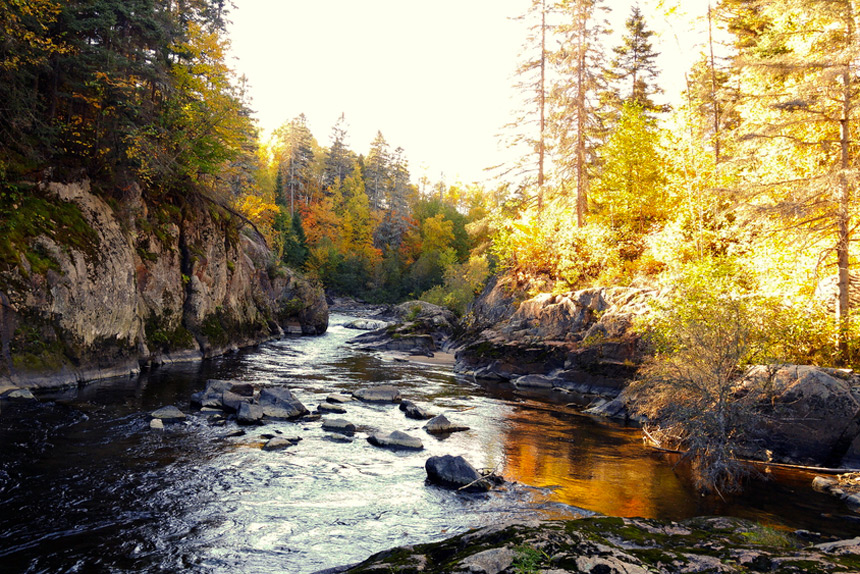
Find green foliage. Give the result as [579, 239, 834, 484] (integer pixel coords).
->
[512, 545, 549, 574]
[0, 184, 99, 277]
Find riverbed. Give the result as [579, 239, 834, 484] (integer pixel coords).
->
[0, 313, 857, 573]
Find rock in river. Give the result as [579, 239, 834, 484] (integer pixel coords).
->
[317, 402, 347, 414]
[425, 455, 490, 492]
[322, 418, 356, 435]
[150, 405, 186, 423]
[259, 387, 309, 420]
[399, 400, 434, 420]
[262, 436, 296, 451]
[424, 414, 470, 435]
[353, 385, 402, 403]
[237, 403, 264, 425]
[367, 430, 423, 450]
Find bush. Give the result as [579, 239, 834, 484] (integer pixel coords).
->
[630, 259, 785, 494]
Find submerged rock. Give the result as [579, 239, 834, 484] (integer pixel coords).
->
[150, 405, 186, 423]
[353, 385, 402, 403]
[424, 455, 489, 492]
[367, 430, 423, 450]
[423, 414, 470, 435]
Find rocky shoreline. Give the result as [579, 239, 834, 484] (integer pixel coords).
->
[320, 516, 860, 574]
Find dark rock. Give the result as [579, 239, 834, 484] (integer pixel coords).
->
[425, 455, 489, 492]
[583, 397, 630, 420]
[318, 402, 347, 414]
[353, 385, 402, 403]
[229, 382, 255, 397]
[326, 393, 354, 404]
[224, 429, 246, 438]
[259, 387, 309, 419]
[221, 390, 250, 412]
[150, 405, 186, 423]
[424, 414, 470, 435]
[323, 434, 354, 444]
[322, 418, 356, 435]
[367, 430, 423, 450]
[400, 400, 434, 420]
[237, 402, 264, 425]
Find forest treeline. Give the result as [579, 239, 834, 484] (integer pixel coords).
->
[1, 0, 858, 366]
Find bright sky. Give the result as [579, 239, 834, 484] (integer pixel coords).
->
[226, 0, 713, 186]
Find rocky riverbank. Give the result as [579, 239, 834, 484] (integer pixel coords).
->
[0, 179, 328, 391]
[327, 515, 860, 573]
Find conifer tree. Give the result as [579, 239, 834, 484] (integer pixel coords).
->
[323, 112, 355, 191]
[609, 5, 664, 115]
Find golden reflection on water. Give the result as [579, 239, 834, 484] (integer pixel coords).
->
[498, 402, 696, 519]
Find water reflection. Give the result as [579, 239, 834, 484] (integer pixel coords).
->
[1, 314, 858, 574]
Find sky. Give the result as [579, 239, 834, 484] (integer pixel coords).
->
[226, 0, 713, 186]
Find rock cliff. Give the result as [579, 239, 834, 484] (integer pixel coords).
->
[0, 179, 327, 389]
[455, 276, 656, 395]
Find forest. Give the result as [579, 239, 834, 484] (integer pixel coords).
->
[1, 0, 858, 371]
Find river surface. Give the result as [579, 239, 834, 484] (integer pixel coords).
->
[1, 313, 858, 573]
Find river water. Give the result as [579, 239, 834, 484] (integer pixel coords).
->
[1, 313, 858, 573]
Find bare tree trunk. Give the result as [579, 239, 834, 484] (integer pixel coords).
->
[538, 0, 546, 208]
[575, 4, 588, 227]
[708, 3, 721, 167]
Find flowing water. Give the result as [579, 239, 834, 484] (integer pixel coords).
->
[1, 313, 858, 573]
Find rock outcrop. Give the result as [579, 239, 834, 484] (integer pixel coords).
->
[455, 277, 657, 399]
[0, 179, 328, 390]
[348, 301, 458, 356]
[338, 516, 860, 573]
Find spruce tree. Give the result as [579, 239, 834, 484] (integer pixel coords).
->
[609, 5, 664, 115]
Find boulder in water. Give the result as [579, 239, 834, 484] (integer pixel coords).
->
[317, 402, 347, 414]
[367, 430, 423, 450]
[150, 405, 186, 423]
[237, 403, 264, 425]
[425, 455, 490, 492]
[262, 436, 295, 451]
[353, 385, 402, 403]
[399, 400, 434, 420]
[259, 387, 308, 419]
[322, 418, 356, 435]
[424, 414, 470, 435]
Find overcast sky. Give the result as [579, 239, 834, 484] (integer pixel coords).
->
[226, 0, 713, 186]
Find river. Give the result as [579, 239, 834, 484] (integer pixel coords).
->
[0, 313, 857, 573]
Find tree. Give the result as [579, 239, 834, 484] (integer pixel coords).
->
[608, 5, 664, 115]
[274, 114, 317, 215]
[723, 0, 859, 359]
[364, 130, 391, 210]
[592, 101, 669, 233]
[323, 112, 355, 191]
[550, 0, 611, 226]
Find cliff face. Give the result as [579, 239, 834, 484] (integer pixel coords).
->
[0, 179, 328, 389]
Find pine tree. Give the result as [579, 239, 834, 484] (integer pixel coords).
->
[609, 5, 664, 115]
[364, 131, 391, 210]
[722, 0, 859, 358]
[323, 112, 355, 191]
[550, 0, 611, 226]
[274, 114, 316, 215]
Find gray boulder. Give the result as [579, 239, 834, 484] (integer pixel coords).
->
[513, 374, 556, 389]
[367, 430, 423, 450]
[353, 385, 402, 403]
[0, 388, 36, 400]
[322, 418, 356, 435]
[424, 414, 470, 435]
[326, 393, 354, 404]
[400, 400, 434, 420]
[221, 390, 250, 412]
[343, 319, 391, 331]
[237, 402, 264, 425]
[425, 455, 490, 492]
[150, 405, 186, 423]
[317, 402, 347, 414]
[259, 387, 309, 419]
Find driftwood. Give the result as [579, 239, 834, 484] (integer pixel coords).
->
[641, 427, 858, 475]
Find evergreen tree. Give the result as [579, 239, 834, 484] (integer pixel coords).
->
[721, 0, 860, 358]
[282, 210, 309, 269]
[550, 0, 611, 226]
[323, 112, 355, 191]
[275, 114, 316, 215]
[608, 5, 664, 115]
[364, 131, 391, 210]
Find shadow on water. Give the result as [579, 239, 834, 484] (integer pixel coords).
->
[1, 313, 858, 573]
